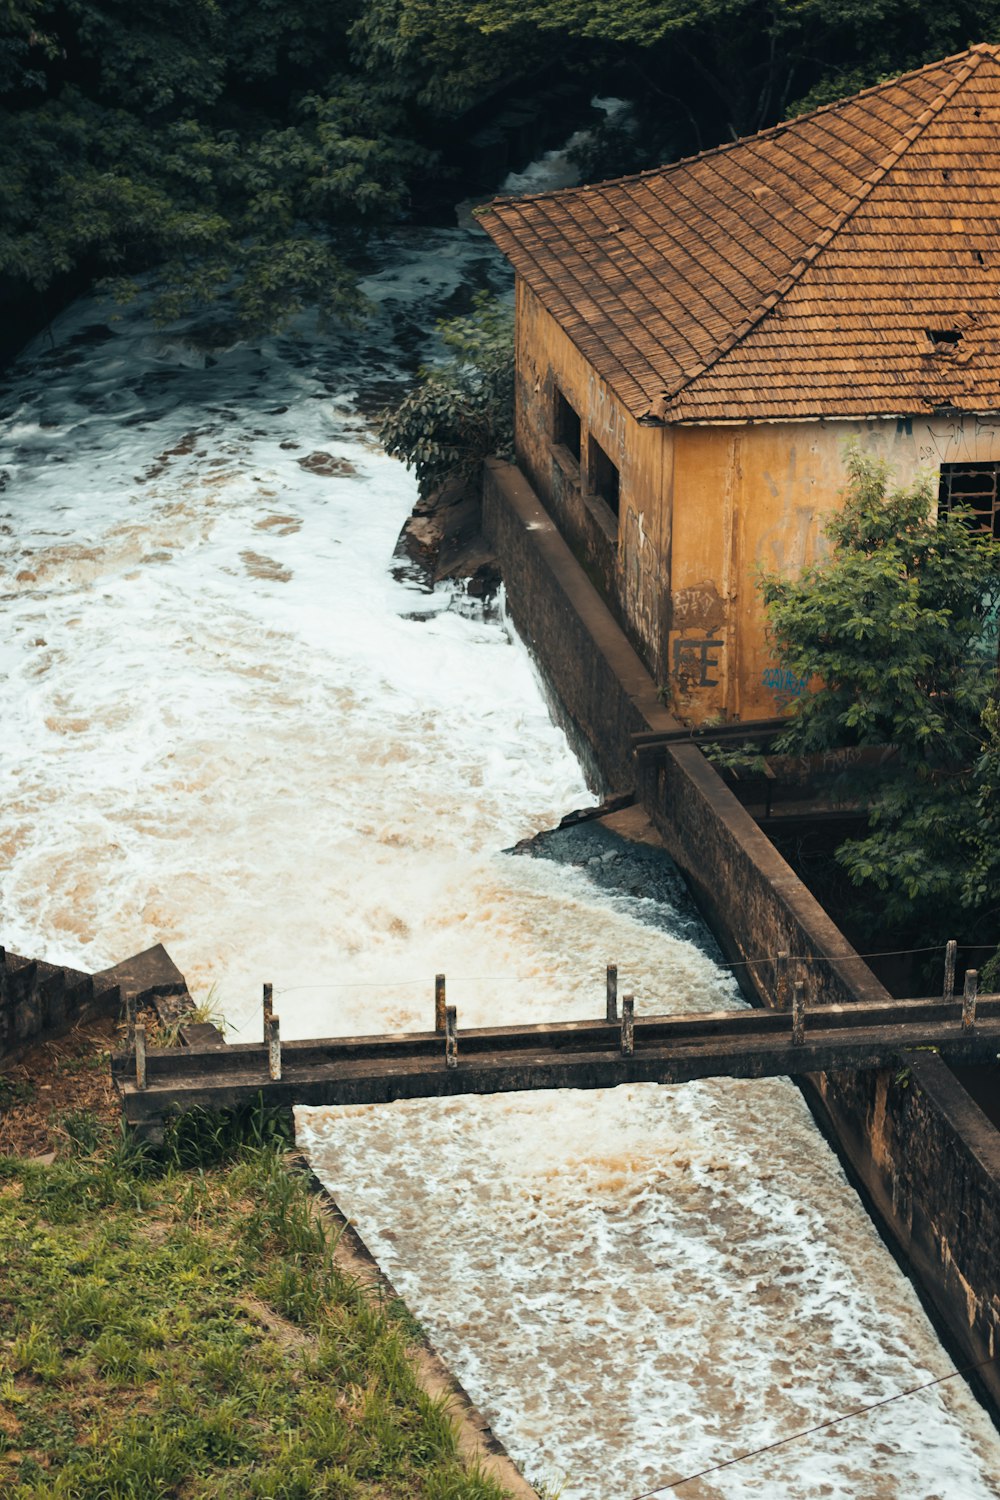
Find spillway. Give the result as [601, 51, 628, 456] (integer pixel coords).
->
[3, 153, 999, 1500]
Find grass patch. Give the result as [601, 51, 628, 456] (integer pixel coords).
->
[0, 1126, 512, 1498]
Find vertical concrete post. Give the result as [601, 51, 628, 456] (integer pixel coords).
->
[134, 1022, 147, 1090]
[963, 970, 978, 1032]
[267, 1014, 281, 1081]
[944, 940, 957, 1001]
[621, 995, 635, 1056]
[791, 982, 806, 1046]
[775, 951, 789, 1011]
[263, 982, 273, 1026]
[435, 974, 447, 1034]
[606, 963, 618, 1023]
[125, 994, 137, 1052]
[445, 1005, 458, 1068]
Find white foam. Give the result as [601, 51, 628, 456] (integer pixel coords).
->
[4, 215, 1000, 1500]
[499, 96, 634, 197]
[300, 1083, 1000, 1500]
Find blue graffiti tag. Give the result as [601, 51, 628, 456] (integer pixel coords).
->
[762, 666, 810, 708]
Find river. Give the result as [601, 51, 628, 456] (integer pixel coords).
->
[2, 127, 1000, 1500]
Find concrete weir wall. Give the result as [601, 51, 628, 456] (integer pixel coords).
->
[0, 942, 189, 1063]
[0, 949, 112, 1058]
[483, 457, 1000, 1416]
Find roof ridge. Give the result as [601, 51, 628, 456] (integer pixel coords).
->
[481, 45, 988, 216]
[641, 49, 985, 421]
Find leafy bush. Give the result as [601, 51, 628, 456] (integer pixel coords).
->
[761, 448, 1000, 945]
[377, 291, 513, 495]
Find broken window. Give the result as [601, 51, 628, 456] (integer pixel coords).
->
[554, 389, 581, 461]
[587, 434, 620, 517]
[939, 461, 1000, 537]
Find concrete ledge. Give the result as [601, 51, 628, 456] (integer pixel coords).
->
[483, 456, 1000, 1417]
[485, 457, 673, 788]
[1, 948, 114, 1061]
[1, 941, 189, 1065]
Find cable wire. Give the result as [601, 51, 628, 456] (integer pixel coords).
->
[273, 942, 989, 997]
[628, 1353, 1000, 1498]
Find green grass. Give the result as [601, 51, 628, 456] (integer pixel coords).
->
[155, 984, 230, 1048]
[0, 1119, 511, 1499]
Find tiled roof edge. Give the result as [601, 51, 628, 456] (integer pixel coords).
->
[479, 43, 999, 221]
[645, 49, 987, 422]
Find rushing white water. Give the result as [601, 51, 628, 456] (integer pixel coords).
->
[3, 145, 1000, 1497]
[498, 97, 632, 196]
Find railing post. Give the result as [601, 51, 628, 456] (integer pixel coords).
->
[791, 981, 806, 1046]
[621, 995, 635, 1056]
[963, 970, 978, 1032]
[445, 1006, 458, 1068]
[435, 973, 447, 1034]
[944, 939, 957, 1001]
[125, 993, 137, 1052]
[774, 951, 789, 1011]
[266, 1014, 281, 1081]
[134, 1022, 147, 1090]
[606, 963, 618, 1023]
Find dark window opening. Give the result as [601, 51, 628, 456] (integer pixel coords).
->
[554, 389, 581, 462]
[939, 461, 1000, 537]
[926, 327, 962, 347]
[588, 435, 620, 517]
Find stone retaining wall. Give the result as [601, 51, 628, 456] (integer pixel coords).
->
[0, 949, 112, 1059]
[0, 943, 188, 1063]
[484, 456, 1000, 1415]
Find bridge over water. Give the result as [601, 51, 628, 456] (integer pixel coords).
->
[116, 983, 1000, 1143]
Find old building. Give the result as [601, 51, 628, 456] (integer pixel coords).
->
[481, 44, 1000, 723]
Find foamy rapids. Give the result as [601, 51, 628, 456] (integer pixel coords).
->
[3, 158, 1000, 1499]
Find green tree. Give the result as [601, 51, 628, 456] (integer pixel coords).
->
[0, 0, 438, 337]
[761, 450, 1000, 942]
[377, 291, 514, 495]
[348, 0, 540, 116]
[384, 0, 1000, 169]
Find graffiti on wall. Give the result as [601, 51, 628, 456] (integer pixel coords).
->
[916, 415, 1000, 466]
[761, 665, 809, 711]
[673, 636, 723, 689]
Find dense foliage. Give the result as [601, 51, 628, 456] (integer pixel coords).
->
[377, 291, 514, 494]
[377, 0, 1000, 174]
[0, 1, 448, 334]
[6, 1, 1000, 338]
[761, 451, 1000, 947]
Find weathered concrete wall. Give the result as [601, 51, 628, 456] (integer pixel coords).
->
[669, 415, 1000, 723]
[485, 457, 669, 792]
[513, 273, 1000, 723]
[810, 1051, 1000, 1415]
[0, 949, 107, 1059]
[514, 280, 672, 677]
[484, 455, 1000, 1416]
[0, 942, 188, 1062]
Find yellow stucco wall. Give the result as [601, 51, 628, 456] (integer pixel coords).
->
[514, 281, 672, 669]
[671, 416, 1000, 723]
[512, 277, 1000, 725]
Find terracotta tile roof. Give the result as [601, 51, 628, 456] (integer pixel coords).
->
[480, 45, 1000, 423]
